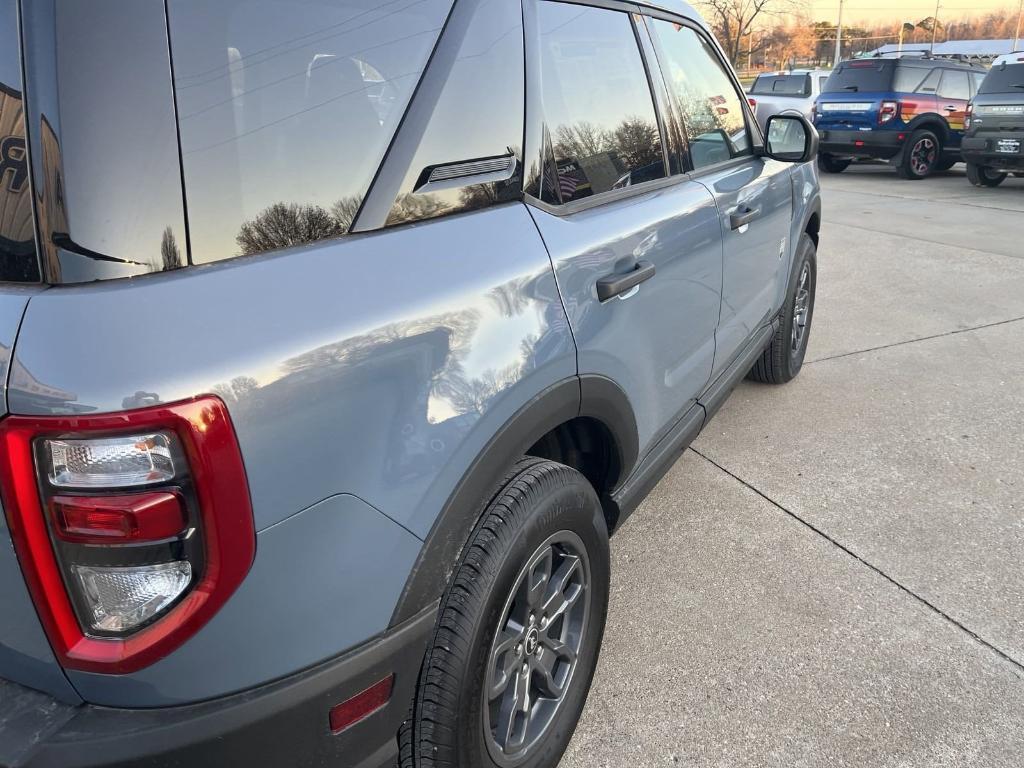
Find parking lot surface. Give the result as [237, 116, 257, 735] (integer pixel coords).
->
[560, 167, 1024, 767]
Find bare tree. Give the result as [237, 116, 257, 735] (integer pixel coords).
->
[554, 121, 612, 161]
[610, 117, 662, 171]
[160, 226, 182, 270]
[236, 202, 345, 256]
[699, 0, 799, 65]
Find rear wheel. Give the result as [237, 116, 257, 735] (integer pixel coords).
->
[897, 129, 941, 179]
[817, 154, 850, 174]
[967, 163, 1008, 187]
[749, 234, 817, 385]
[402, 458, 610, 768]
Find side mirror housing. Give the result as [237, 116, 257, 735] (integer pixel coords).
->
[763, 113, 819, 163]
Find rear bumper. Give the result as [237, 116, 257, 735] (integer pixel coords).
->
[1, 604, 436, 768]
[818, 129, 904, 160]
[962, 134, 1024, 170]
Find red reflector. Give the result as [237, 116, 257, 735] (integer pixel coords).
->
[898, 133, 906, 140]
[51, 492, 186, 544]
[330, 675, 394, 734]
[854, 140, 865, 147]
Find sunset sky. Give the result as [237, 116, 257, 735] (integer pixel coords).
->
[808, 0, 1018, 25]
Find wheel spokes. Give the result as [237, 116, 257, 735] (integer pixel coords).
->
[494, 662, 532, 752]
[487, 628, 524, 701]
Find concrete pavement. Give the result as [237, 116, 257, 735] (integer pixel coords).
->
[560, 166, 1024, 767]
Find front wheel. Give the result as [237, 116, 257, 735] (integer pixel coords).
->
[817, 154, 850, 174]
[966, 162, 1007, 187]
[749, 234, 817, 384]
[897, 129, 941, 179]
[402, 458, 610, 768]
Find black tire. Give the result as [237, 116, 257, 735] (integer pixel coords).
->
[817, 153, 850, 174]
[936, 157, 958, 171]
[749, 234, 817, 384]
[966, 162, 1007, 187]
[402, 457, 610, 768]
[896, 129, 941, 179]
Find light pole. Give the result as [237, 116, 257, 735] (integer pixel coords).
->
[1014, 0, 1022, 52]
[833, 0, 844, 67]
[930, 0, 941, 55]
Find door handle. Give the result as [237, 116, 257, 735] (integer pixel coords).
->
[730, 206, 762, 230]
[944, 105, 958, 112]
[596, 260, 656, 301]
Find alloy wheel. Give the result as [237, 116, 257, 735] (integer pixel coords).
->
[483, 531, 591, 766]
[910, 137, 937, 176]
[791, 261, 811, 356]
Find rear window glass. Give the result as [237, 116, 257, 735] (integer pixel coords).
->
[979, 63, 1024, 94]
[750, 75, 810, 97]
[0, 0, 39, 282]
[823, 61, 895, 93]
[168, 0, 452, 262]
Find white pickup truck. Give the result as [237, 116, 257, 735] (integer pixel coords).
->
[748, 69, 833, 132]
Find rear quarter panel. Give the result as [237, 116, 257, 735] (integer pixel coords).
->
[8, 203, 577, 705]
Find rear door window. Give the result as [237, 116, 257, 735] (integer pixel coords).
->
[536, 2, 665, 204]
[647, 19, 751, 171]
[938, 70, 970, 101]
[167, 0, 453, 261]
[0, 0, 39, 282]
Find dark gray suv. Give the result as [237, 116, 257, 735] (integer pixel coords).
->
[0, 1, 821, 766]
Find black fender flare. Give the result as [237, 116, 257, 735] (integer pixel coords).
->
[388, 375, 637, 626]
[897, 115, 951, 161]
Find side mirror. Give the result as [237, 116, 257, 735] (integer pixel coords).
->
[763, 113, 819, 163]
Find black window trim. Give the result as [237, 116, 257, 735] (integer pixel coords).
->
[523, 0, 752, 218]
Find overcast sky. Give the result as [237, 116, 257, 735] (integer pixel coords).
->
[807, 0, 1017, 25]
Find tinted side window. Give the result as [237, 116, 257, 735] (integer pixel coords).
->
[648, 19, 751, 171]
[537, 3, 664, 204]
[168, 0, 452, 262]
[938, 70, 970, 101]
[894, 65, 928, 93]
[0, 0, 39, 282]
[915, 69, 941, 93]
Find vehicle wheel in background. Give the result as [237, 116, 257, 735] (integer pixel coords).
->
[817, 154, 850, 174]
[967, 163, 1008, 187]
[896, 129, 941, 179]
[749, 233, 817, 385]
[402, 458, 610, 768]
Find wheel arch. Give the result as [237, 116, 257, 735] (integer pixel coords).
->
[388, 375, 638, 626]
[905, 115, 950, 145]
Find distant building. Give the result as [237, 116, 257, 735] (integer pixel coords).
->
[867, 40, 1020, 64]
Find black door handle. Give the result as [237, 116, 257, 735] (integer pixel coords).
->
[730, 206, 762, 230]
[596, 259, 656, 301]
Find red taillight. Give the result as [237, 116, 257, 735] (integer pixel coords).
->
[747, 97, 757, 109]
[965, 102, 974, 129]
[879, 101, 899, 124]
[329, 675, 394, 734]
[0, 396, 255, 674]
[51, 492, 187, 544]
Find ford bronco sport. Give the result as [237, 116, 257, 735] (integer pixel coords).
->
[962, 52, 1024, 187]
[815, 55, 987, 179]
[0, 1, 821, 766]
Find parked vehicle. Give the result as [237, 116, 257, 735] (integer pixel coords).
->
[962, 52, 1024, 187]
[0, 1, 821, 767]
[748, 69, 833, 131]
[814, 55, 987, 179]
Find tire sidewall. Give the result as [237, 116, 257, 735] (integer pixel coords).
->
[780, 236, 817, 379]
[450, 465, 610, 768]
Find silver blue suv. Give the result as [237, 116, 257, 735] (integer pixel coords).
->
[0, 1, 821, 766]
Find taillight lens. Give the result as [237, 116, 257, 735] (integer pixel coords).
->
[879, 101, 900, 124]
[747, 97, 757, 109]
[0, 396, 254, 673]
[965, 102, 973, 129]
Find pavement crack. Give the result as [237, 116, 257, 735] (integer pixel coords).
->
[689, 447, 1024, 678]
[807, 314, 1024, 364]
